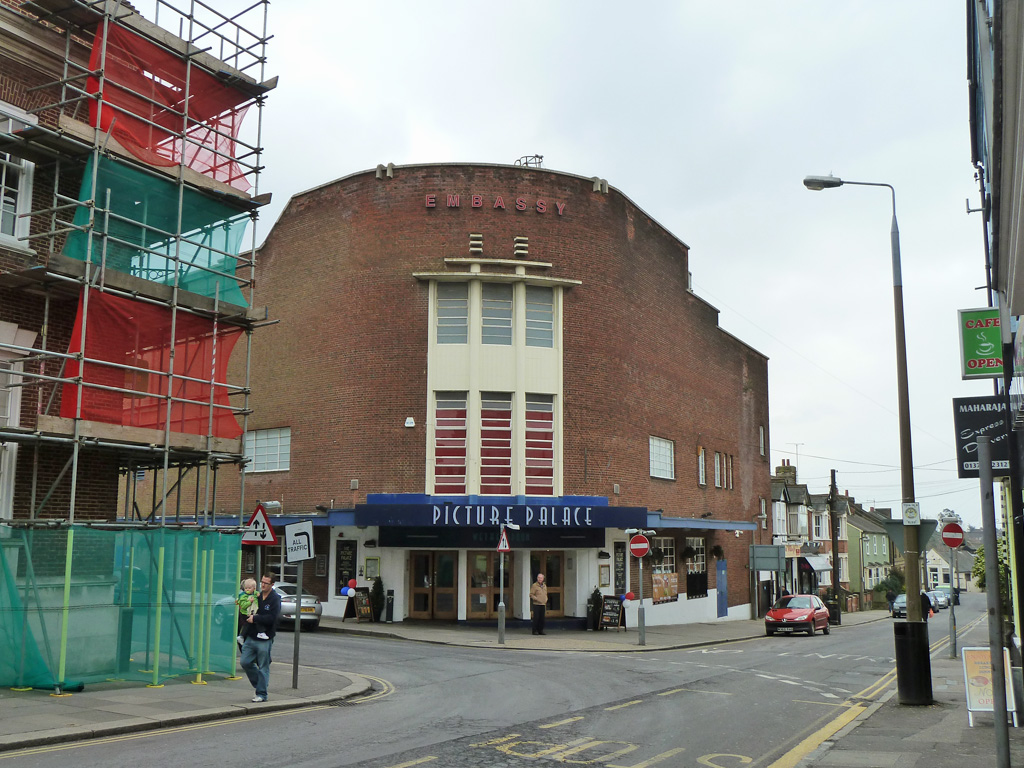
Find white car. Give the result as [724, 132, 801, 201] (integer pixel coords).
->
[274, 583, 323, 630]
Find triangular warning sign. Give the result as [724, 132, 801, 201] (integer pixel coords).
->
[243, 503, 279, 545]
[497, 528, 510, 552]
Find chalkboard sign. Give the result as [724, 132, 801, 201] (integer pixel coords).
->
[600, 595, 625, 630]
[353, 587, 373, 622]
[613, 542, 626, 593]
[336, 540, 356, 594]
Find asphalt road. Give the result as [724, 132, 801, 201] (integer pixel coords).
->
[4, 594, 987, 768]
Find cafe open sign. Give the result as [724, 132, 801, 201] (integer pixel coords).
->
[959, 307, 1003, 380]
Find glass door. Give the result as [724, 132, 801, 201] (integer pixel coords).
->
[467, 551, 513, 618]
[529, 551, 564, 617]
[409, 551, 459, 620]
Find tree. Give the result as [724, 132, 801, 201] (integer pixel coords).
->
[973, 538, 1010, 612]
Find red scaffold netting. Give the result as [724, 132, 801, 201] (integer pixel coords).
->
[60, 291, 243, 439]
[87, 25, 252, 190]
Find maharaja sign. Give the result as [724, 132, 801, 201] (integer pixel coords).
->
[952, 396, 1010, 478]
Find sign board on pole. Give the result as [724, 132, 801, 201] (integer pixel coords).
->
[242, 503, 278, 545]
[901, 502, 921, 526]
[496, 528, 510, 552]
[284, 520, 315, 563]
[958, 307, 1003, 380]
[629, 534, 650, 558]
[941, 522, 965, 549]
[952, 397, 1010, 478]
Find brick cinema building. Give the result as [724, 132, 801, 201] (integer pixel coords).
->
[223, 162, 772, 627]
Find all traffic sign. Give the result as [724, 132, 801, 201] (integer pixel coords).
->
[941, 522, 965, 549]
[629, 534, 650, 558]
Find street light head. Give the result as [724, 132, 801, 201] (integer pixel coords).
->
[803, 174, 843, 191]
[504, 522, 521, 531]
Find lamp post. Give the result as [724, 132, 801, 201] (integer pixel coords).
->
[497, 521, 519, 645]
[804, 174, 931, 704]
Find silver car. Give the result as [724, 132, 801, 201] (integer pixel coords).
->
[274, 583, 323, 630]
[928, 590, 949, 610]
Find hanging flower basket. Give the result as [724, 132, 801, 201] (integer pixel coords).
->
[710, 545, 725, 560]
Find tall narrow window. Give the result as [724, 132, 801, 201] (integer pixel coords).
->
[0, 103, 36, 245]
[649, 436, 674, 479]
[728, 455, 734, 489]
[525, 394, 554, 495]
[697, 446, 706, 485]
[481, 283, 513, 345]
[714, 452, 722, 488]
[436, 282, 468, 344]
[480, 392, 512, 493]
[759, 425, 765, 456]
[525, 285, 554, 347]
[434, 392, 467, 494]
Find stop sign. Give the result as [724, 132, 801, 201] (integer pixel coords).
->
[941, 522, 965, 549]
[629, 534, 650, 558]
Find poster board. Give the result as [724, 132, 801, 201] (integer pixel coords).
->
[962, 646, 1018, 726]
[599, 595, 625, 630]
[652, 573, 678, 602]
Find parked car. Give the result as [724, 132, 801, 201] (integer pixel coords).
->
[765, 594, 831, 636]
[274, 583, 322, 630]
[891, 593, 907, 618]
[928, 590, 949, 609]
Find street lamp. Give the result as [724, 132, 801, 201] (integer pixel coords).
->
[804, 174, 931, 705]
[498, 521, 519, 645]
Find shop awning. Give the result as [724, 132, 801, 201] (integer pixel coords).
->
[802, 555, 832, 572]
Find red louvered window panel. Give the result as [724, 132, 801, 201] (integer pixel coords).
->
[480, 392, 512, 494]
[525, 394, 554, 495]
[434, 392, 467, 494]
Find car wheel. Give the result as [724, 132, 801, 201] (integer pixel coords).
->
[823, 622, 830, 635]
[766, 628, 774, 637]
[309, 620, 320, 631]
[807, 624, 815, 636]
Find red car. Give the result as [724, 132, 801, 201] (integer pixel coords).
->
[765, 594, 831, 636]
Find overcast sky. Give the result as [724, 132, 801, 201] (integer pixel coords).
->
[162, 2, 989, 528]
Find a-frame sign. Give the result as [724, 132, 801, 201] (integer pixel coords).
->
[242, 503, 278, 545]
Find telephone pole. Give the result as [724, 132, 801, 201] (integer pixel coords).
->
[828, 469, 841, 625]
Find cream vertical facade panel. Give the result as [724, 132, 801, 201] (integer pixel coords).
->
[425, 278, 564, 496]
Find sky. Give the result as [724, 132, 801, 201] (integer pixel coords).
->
[150, 2, 990, 528]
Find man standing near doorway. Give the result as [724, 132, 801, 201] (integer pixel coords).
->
[530, 572, 547, 635]
[240, 572, 281, 702]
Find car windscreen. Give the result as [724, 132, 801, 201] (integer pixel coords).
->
[775, 597, 811, 610]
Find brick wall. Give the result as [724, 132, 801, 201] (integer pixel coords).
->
[208, 164, 771, 610]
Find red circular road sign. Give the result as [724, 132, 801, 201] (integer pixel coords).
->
[629, 534, 650, 558]
[941, 522, 965, 549]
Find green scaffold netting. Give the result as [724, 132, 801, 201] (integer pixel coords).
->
[62, 156, 250, 306]
[0, 525, 242, 691]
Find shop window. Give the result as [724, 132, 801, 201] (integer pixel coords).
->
[685, 536, 707, 599]
[434, 392, 467, 494]
[437, 282, 469, 343]
[480, 392, 512, 493]
[649, 436, 674, 479]
[244, 427, 290, 472]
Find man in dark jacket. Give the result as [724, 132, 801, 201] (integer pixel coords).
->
[240, 573, 281, 702]
[920, 590, 934, 620]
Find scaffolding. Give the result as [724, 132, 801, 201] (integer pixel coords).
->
[0, 0, 275, 526]
[0, 0, 273, 690]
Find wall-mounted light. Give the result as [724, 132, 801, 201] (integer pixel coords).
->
[597, 550, 611, 560]
[364, 539, 377, 548]
[404, 417, 415, 428]
[358, 566, 364, 577]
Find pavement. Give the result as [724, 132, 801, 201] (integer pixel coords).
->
[0, 607, 1021, 767]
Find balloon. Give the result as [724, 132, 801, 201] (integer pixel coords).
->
[348, 578, 357, 589]
[619, 594, 626, 602]
[626, 591, 636, 601]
